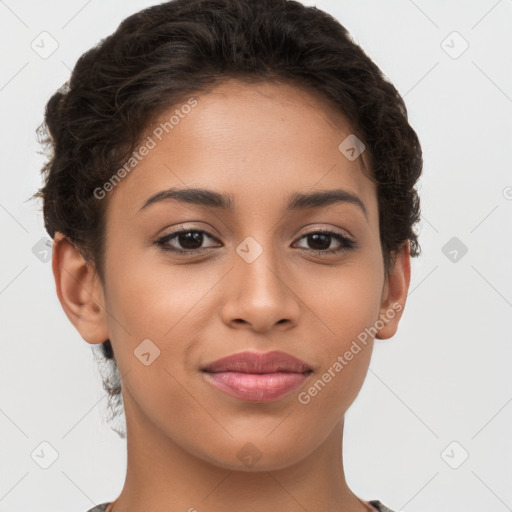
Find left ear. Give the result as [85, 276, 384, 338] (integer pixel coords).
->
[375, 241, 411, 340]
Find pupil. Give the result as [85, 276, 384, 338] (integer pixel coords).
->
[309, 233, 330, 250]
[179, 231, 203, 249]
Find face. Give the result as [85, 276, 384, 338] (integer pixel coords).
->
[60, 79, 409, 471]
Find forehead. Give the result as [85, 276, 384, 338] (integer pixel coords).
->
[107, 79, 377, 221]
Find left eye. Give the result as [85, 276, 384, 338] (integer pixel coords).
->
[293, 231, 356, 254]
[155, 229, 356, 255]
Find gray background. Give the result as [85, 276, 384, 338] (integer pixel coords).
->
[1, 1, 511, 511]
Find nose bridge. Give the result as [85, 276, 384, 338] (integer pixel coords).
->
[221, 232, 300, 330]
[234, 233, 285, 298]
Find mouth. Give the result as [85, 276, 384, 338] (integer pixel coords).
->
[201, 350, 313, 402]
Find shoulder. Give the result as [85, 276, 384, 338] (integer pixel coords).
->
[85, 503, 110, 512]
[368, 500, 397, 512]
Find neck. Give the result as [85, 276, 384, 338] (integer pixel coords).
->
[110, 392, 368, 512]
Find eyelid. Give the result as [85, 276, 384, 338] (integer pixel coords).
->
[300, 225, 354, 240]
[159, 223, 221, 240]
[160, 223, 353, 241]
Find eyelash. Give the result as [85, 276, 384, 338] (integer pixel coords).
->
[154, 228, 357, 256]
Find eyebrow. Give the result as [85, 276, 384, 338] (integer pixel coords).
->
[139, 187, 367, 218]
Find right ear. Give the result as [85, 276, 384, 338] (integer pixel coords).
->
[52, 232, 109, 345]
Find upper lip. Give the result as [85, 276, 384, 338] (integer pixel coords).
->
[201, 350, 312, 374]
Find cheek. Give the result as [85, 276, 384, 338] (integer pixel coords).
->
[290, 285, 380, 441]
[297, 256, 383, 391]
[104, 243, 186, 331]
[298, 257, 383, 341]
[102, 249, 222, 372]
[303, 280, 379, 391]
[102, 257, 201, 423]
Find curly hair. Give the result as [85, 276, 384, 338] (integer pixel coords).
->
[32, 0, 422, 435]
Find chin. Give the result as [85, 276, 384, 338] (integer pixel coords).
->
[195, 436, 314, 473]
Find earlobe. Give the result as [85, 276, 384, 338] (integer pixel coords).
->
[375, 241, 411, 340]
[52, 232, 109, 345]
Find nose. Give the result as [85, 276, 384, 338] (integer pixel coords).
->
[220, 238, 301, 333]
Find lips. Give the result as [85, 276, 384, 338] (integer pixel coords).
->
[201, 350, 312, 402]
[201, 350, 312, 374]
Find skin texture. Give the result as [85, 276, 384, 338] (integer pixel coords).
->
[53, 80, 410, 512]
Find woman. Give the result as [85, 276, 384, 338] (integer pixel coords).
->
[34, 0, 422, 510]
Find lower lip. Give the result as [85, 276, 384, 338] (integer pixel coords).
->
[203, 371, 310, 402]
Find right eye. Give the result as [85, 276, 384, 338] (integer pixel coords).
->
[155, 228, 221, 255]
